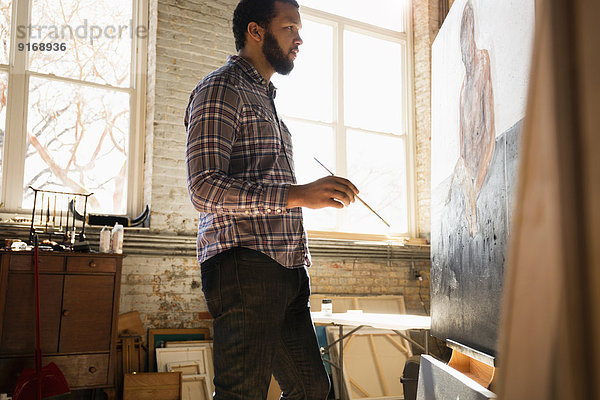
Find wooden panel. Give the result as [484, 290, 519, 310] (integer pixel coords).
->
[123, 372, 182, 400]
[66, 256, 116, 273]
[497, 1, 600, 399]
[448, 350, 495, 388]
[0, 273, 63, 354]
[46, 353, 110, 388]
[59, 275, 115, 353]
[118, 311, 145, 336]
[8, 253, 65, 272]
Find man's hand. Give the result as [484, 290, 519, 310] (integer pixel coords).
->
[287, 176, 359, 209]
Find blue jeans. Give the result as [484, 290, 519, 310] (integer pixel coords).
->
[201, 247, 330, 400]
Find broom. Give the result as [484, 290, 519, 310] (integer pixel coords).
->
[13, 234, 70, 400]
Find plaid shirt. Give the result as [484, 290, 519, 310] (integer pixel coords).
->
[185, 55, 310, 268]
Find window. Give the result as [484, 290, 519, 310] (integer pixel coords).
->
[273, 0, 416, 238]
[0, 0, 147, 215]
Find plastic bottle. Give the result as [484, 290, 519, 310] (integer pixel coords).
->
[321, 299, 333, 316]
[111, 223, 124, 254]
[99, 226, 110, 253]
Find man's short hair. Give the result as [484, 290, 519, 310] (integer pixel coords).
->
[232, 0, 300, 51]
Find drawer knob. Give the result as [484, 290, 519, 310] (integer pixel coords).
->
[89, 366, 97, 373]
[89, 260, 97, 268]
[62, 310, 70, 317]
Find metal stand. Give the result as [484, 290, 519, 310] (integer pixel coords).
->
[27, 186, 92, 248]
[320, 324, 431, 400]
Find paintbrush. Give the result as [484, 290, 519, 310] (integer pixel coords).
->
[313, 157, 391, 227]
[52, 196, 56, 226]
[45, 199, 49, 233]
[39, 192, 44, 226]
[64, 197, 69, 242]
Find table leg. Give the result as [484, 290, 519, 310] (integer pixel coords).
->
[424, 329, 430, 355]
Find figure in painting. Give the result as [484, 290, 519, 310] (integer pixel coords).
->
[448, 0, 495, 236]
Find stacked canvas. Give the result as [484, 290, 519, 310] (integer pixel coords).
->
[156, 340, 214, 400]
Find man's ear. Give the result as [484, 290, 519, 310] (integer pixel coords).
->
[247, 22, 264, 43]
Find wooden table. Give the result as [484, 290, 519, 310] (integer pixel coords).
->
[311, 311, 431, 400]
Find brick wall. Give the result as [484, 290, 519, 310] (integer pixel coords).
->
[145, 0, 238, 235]
[121, 0, 435, 330]
[309, 258, 431, 315]
[413, 0, 441, 239]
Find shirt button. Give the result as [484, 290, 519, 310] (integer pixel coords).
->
[276, 208, 282, 213]
[266, 208, 272, 213]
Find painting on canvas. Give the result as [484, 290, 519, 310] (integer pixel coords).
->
[430, 0, 535, 356]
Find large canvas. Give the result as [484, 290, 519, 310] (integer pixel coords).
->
[430, 0, 535, 356]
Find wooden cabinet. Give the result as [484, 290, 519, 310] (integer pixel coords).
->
[0, 251, 123, 398]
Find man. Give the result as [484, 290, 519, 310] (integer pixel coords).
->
[184, 0, 359, 398]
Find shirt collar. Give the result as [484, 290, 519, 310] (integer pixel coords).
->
[228, 55, 277, 98]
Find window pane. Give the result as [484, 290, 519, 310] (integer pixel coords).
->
[344, 30, 404, 135]
[299, 0, 406, 32]
[0, 0, 10, 65]
[344, 130, 407, 233]
[273, 19, 333, 123]
[285, 119, 336, 231]
[24, 77, 129, 214]
[28, 0, 133, 87]
[0, 71, 6, 196]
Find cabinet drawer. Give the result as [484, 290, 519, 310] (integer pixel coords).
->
[67, 257, 116, 273]
[45, 354, 110, 388]
[0, 353, 109, 392]
[8, 253, 65, 272]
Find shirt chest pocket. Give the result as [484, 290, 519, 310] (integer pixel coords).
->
[240, 104, 283, 158]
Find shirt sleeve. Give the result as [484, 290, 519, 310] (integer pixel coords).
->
[185, 76, 290, 215]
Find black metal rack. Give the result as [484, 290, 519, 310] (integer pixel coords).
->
[28, 186, 93, 246]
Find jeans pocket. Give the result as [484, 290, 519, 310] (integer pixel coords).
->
[201, 261, 222, 317]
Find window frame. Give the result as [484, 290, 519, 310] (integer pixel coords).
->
[0, 0, 148, 217]
[289, 3, 418, 239]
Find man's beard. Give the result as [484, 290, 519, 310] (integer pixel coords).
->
[262, 29, 295, 75]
